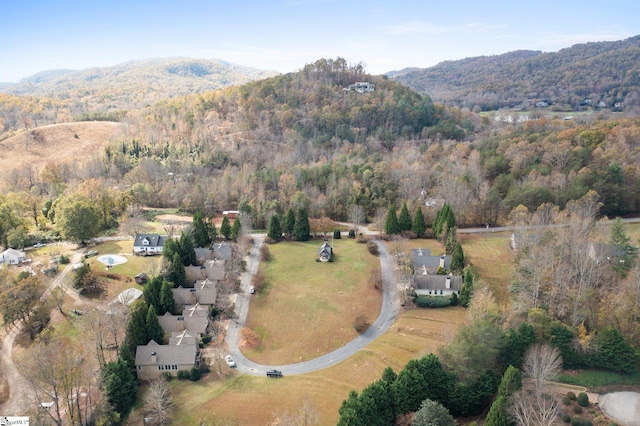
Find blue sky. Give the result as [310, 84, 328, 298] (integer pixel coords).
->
[0, 0, 638, 82]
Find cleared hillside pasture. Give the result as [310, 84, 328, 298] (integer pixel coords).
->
[0, 122, 124, 184]
[243, 239, 381, 364]
[170, 307, 466, 426]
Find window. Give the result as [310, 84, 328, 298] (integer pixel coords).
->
[137, 366, 141, 370]
[440, 290, 443, 295]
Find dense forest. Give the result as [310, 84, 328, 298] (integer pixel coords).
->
[392, 35, 640, 111]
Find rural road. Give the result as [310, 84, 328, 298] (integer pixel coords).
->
[0, 248, 85, 416]
[225, 238, 399, 376]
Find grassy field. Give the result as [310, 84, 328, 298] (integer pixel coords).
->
[243, 239, 382, 364]
[170, 307, 467, 426]
[458, 232, 514, 307]
[557, 370, 640, 389]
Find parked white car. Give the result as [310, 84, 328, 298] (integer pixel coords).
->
[249, 286, 255, 294]
[225, 355, 236, 368]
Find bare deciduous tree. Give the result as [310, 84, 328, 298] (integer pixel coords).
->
[509, 388, 559, 426]
[348, 204, 365, 233]
[522, 344, 563, 393]
[145, 378, 172, 425]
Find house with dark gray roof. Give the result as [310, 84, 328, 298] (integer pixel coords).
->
[135, 331, 199, 380]
[413, 275, 462, 296]
[318, 241, 332, 262]
[411, 248, 450, 273]
[172, 280, 217, 307]
[133, 234, 168, 255]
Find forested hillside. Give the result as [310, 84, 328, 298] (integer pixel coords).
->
[392, 35, 640, 111]
[2, 57, 640, 249]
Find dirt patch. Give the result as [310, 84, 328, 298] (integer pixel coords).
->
[240, 328, 261, 350]
[0, 374, 9, 405]
[155, 214, 193, 223]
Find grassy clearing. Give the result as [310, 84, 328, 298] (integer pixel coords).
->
[458, 232, 514, 307]
[244, 239, 381, 364]
[557, 370, 640, 389]
[170, 307, 466, 426]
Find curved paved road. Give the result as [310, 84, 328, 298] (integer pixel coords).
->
[225, 239, 399, 376]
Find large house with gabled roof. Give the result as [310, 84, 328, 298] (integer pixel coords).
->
[133, 234, 168, 255]
[135, 330, 199, 380]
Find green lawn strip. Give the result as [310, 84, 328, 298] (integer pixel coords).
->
[557, 370, 640, 388]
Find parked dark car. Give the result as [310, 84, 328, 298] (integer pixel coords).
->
[266, 369, 283, 378]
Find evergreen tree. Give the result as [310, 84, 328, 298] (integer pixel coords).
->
[267, 214, 282, 241]
[102, 359, 138, 417]
[159, 279, 175, 315]
[283, 207, 296, 237]
[411, 399, 456, 426]
[484, 395, 508, 426]
[594, 327, 639, 373]
[610, 217, 638, 276]
[337, 391, 360, 426]
[497, 365, 522, 398]
[125, 302, 148, 351]
[381, 366, 397, 384]
[384, 204, 399, 235]
[169, 252, 185, 287]
[459, 268, 474, 307]
[192, 210, 212, 247]
[434, 203, 456, 240]
[397, 201, 412, 232]
[146, 305, 164, 344]
[143, 276, 162, 313]
[220, 215, 232, 240]
[162, 237, 178, 263]
[179, 232, 196, 266]
[445, 227, 458, 255]
[231, 217, 241, 241]
[451, 242, 464, 273]
[294, 207, 311, 241]
[412, 207, 427, 238]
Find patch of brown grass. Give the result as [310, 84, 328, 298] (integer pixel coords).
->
[240, 327, 261, 350]
[0, 122, 124, 183]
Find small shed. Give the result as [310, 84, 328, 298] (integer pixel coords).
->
[135, 272, 149, 284]
[318, 240, 333, 262]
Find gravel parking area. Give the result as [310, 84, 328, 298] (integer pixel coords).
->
[599, 392, 640, 426]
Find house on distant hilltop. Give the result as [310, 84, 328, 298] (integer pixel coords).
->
[135, 330, 199, 380]
[133, 234, 168, 255]
[0, 248, 26, 265]
[342, 81, 375, 94]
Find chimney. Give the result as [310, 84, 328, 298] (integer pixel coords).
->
[150, 352, 157, 363]
[190, 288, 197, 305]
[177, 316, 185, 332]
[418, 248, 423, 256]
[445, 276, 451, 289]
[440, 256, 445, 268]
[422, 265, 428, 275]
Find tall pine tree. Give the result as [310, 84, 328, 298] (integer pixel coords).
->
[413, 207, 427, 238]
[220, 215, 232, 240]
[283, 208, 296, 238]
[159, 279, 175, 315]
[294, 207, 310, 241]
[102, 359, 138, 417]
[125, 302, 148, 351]
[179, 232, 196, 266]
[231, 217, 241, 241]
[398, 201, 412, 232]
[459, 268, 474, 307]
[384, 204, 399, 235]
[267, 214, 282, 241]
[146, 305, 164, 344]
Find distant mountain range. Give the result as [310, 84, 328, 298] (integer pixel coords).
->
[0, 58, 279, 108]
[389, 35, 640, 111]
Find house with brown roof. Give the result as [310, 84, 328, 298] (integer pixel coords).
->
[157, 303, 209, 336]
[135, 331, 199, 380]
[172, 280, 217, 307]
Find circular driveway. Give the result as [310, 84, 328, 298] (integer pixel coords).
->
[225, 238, 399, 376]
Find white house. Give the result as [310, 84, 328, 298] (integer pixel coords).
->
[133, 234, 168, 255]
[0, 248, 26, 265]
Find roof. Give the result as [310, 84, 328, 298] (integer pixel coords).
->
[210, 242, 233, 260]
[183, 303, 209, 317]
[172, 284, 217, 305]
[168, 330, 198, 346]
[318, 241, 332, 255]
[413, 275, 463, 291]
[134, 234, 168, 248]
[135, 339, 197, 366]
[112, 288, 143, 306]
[0, 248, 26, 263]
[158, 311, 208, 334]
[411, 248, 450, 270]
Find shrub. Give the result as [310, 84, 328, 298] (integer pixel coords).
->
[567, 391, 577, 400]
[369, 269, 382, 290]
[252, 271, 266, 293]
[59, 254, 70, 264]
[577, 392, 589, 407]
[366, 241, 379, 256]
[571, 418, 581, 426]
[450, 292, 458, 306]
[573, 405, 583, 414]
[162, 372, 172, 381]
[414, 295, 452, 308]
[353, 315, 369, 333]
[562, 396, 571, 405]
[348, 229, 356, 238]
[200, 335, 212, 344]
[189, 367, 201, 381]
[260, 244, 271, 261]
[333, 230, 341, 239]
[177, 370, 190, 380]
[562, 413, 571, 423]
[356, 235, 367, 244]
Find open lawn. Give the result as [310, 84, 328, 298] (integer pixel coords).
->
[243, 239, 381, 364]
[458, 232, 514, 307]
[170, 307, 467, 426]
